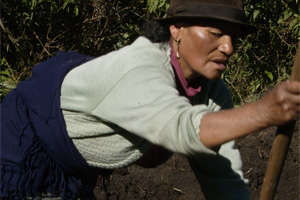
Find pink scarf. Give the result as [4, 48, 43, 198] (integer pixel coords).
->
[169, 41, 201, 101]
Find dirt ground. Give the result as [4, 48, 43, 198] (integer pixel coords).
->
[87, 120, 299, 200]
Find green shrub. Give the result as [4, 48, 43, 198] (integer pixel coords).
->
[1, 0, 147, 100]
[1, 0, 88, 99]
[225, 0, 300, 104]
[1, 0, 299, 105]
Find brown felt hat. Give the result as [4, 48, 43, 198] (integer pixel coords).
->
[156, 0, 257, 35]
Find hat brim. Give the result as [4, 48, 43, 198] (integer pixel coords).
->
[155, 16, 257, 37]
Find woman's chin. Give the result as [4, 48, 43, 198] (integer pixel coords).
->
[204, 72, 223, 80]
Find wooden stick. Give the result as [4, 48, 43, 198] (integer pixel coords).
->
[259, 42, 299, 200]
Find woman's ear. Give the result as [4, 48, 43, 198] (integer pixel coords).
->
[169, 25, 182, 40]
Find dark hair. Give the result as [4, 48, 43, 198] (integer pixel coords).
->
[140, 19, 210, 43]
[140, 19, 171, 43]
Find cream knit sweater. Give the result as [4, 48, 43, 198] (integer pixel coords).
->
[60, 36, 239, 166]
[60, 37, 250, 199]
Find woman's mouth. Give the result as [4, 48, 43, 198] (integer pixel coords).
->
[213, 60, 227, 71]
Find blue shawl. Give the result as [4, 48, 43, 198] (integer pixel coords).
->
[1, 52, 98, 199]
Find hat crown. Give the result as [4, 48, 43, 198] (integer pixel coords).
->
[156, 0, 257, 36]
[166, 0, 246, 23]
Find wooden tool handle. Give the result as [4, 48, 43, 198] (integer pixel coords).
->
[259, 42, 299, 200]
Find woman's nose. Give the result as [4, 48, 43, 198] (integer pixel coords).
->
[218, 35, 234, 56]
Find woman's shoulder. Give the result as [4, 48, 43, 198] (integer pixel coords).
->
[121, 36, 170, 66]
[90, 36, 173, 77]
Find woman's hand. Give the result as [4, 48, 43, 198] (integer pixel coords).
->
[258, 81, 300, 126]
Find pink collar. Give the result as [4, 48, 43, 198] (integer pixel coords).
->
[169, 41, 201, 99]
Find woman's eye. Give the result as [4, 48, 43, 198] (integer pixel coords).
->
[211, 32, 223, 38]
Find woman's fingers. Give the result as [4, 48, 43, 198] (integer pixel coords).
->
[285, 80, 300, 94]
[259, 81, 300, 126]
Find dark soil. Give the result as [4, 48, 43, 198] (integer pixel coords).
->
[89, 121, 299, 200]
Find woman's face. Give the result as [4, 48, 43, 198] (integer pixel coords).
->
[170, 21, 238, 81]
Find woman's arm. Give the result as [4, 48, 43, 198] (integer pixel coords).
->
[200, 81, 300, 149]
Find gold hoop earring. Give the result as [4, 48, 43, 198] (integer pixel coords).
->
[175, 39, 180, 59]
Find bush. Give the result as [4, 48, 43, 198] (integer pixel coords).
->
[1, 0, 299, 104]
[1, 0, 88, 99]
[1, 0, 147, 100]
[225, 0, 300, 104]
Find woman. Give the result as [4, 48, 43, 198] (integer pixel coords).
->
[1, 0, 299, 199]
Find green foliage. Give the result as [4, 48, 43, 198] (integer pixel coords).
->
[224, 0, 299, 104]
[147, 0, 169, 17]
[1, 0, 88, 99]
[1, 0, 147, 99]
[1, 0, 299, 105]
[0, 58, 19, 100]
